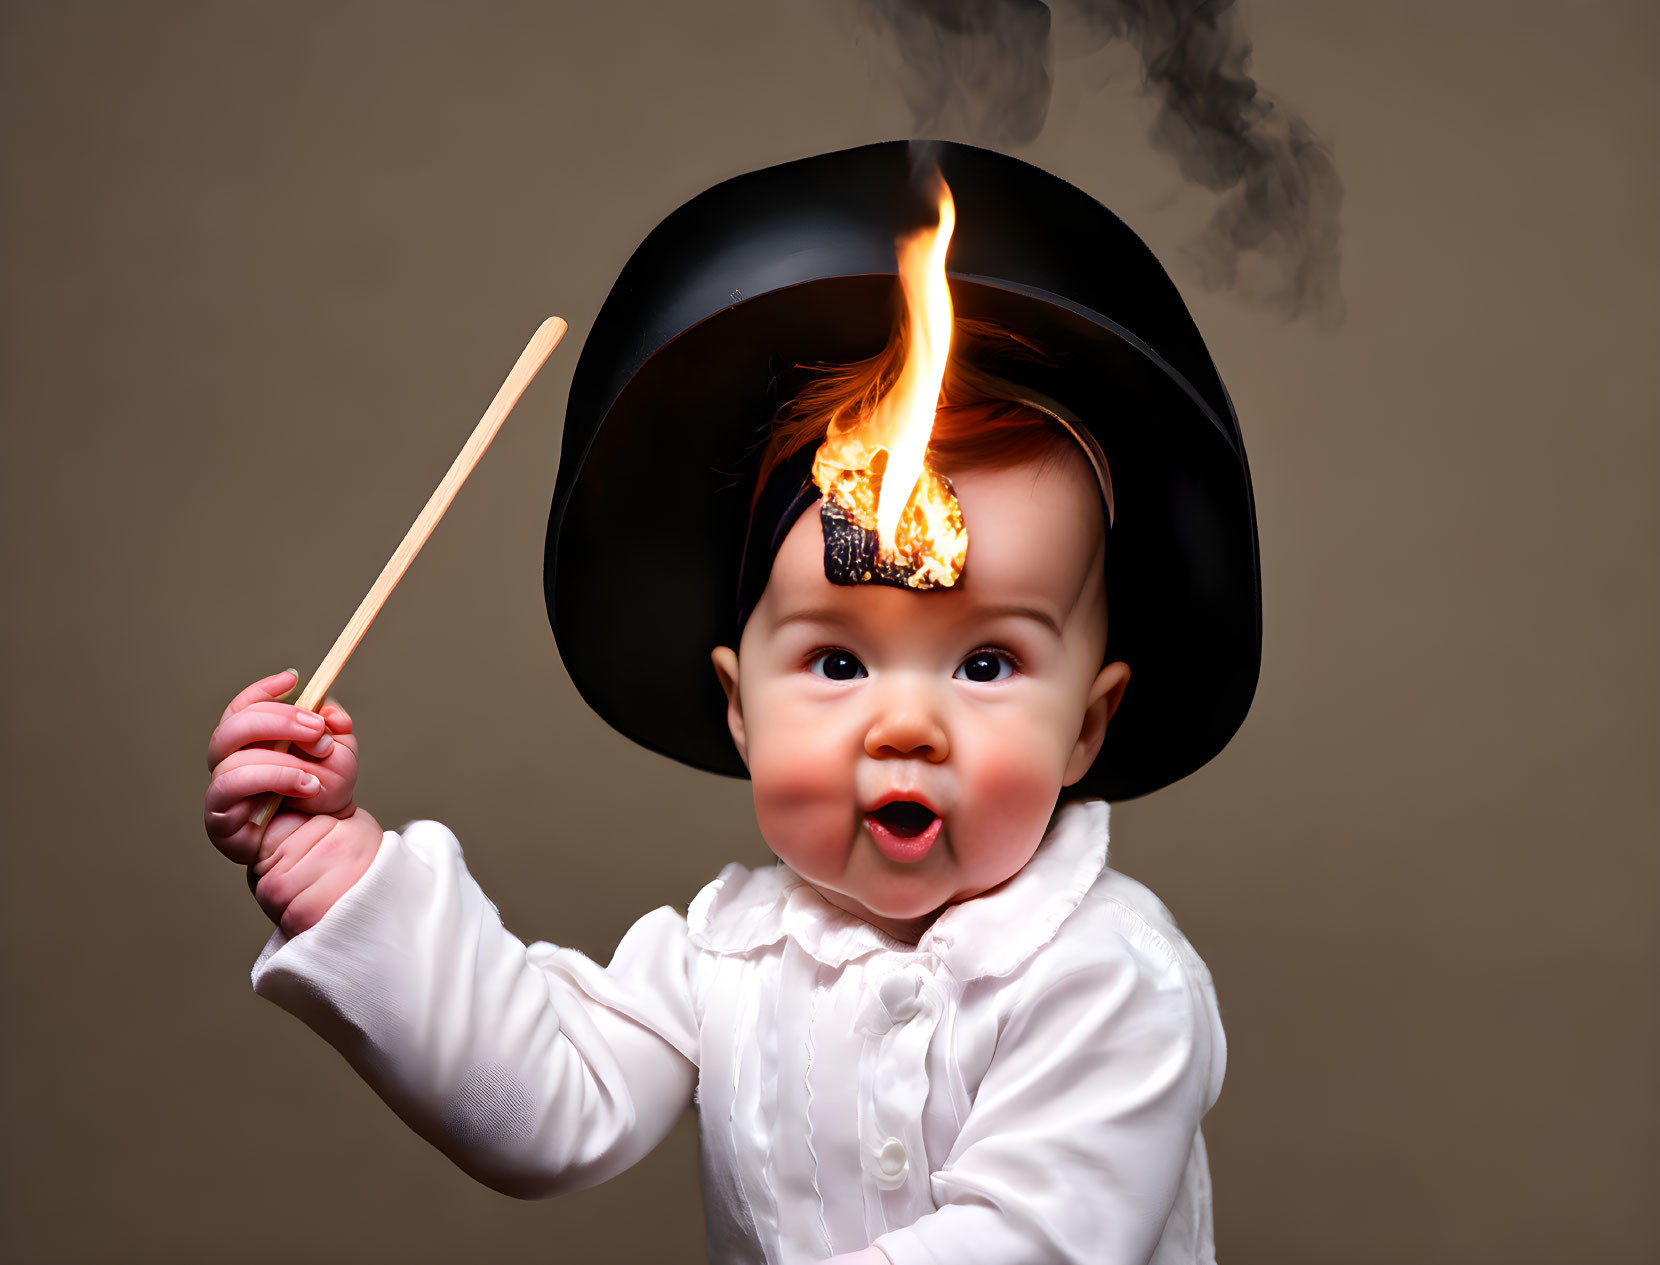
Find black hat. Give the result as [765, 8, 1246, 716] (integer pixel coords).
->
[545, 140, 1260, 801]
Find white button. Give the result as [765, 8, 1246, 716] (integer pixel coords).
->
[875, 1137, 909, 1189]
[877, 969, 923, 1024]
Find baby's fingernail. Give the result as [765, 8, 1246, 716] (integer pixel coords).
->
[312, 732, 334, 755]
[295, 710, 325, 730]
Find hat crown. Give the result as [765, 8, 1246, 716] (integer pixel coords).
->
[565, 141, 1235, 478]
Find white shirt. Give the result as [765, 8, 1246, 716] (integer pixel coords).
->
[252, 800, 1226, 1264]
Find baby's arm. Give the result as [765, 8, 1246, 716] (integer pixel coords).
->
[249, 820, 697, 1195]
[206, 671, 696, 1195]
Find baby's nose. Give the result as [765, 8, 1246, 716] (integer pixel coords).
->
[864, 683, 949, 761]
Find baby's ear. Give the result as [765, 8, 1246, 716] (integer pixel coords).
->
[1063, 660, 1131, 787]
[710, 646, 749, 768]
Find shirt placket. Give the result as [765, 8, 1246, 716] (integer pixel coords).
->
[857, 950, 947, 1239]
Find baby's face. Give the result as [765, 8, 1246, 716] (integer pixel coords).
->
[713, 446, 1131, 942]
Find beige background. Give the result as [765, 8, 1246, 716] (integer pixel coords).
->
[2, 2, 1655, 1261]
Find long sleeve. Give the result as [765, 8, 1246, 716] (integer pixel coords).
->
[250, 820, 698, 1199]
[872, 898, 1225, 1265]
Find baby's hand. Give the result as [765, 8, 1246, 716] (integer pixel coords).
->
[204, 670, 383, 937]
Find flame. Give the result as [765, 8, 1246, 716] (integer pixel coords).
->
[811, 173, 965, 588]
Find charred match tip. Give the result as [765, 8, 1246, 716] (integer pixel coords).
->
[821, 497, 949, 591]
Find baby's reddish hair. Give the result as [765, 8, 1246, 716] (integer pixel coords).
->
[751, 318, 1076, 511]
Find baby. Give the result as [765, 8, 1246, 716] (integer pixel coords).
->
[204, 142, 1248, 1265]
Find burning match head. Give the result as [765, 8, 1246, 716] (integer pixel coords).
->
[809, 164, 965, 591]
[546, 139, 1261, 801]
[818, 468, 967, 590]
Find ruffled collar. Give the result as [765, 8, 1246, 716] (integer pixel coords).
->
[686, 799, 1110, 981]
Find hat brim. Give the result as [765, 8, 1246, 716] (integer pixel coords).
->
[547, 268, 1260, 800]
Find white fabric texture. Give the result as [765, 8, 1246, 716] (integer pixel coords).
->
[251, 800, 1226, 1264]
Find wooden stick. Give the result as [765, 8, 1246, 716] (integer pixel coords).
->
[250, 317, 568, 831]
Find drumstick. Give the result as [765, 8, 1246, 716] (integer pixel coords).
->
[249, 316, 568, 832]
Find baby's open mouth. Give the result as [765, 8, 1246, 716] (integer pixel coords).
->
[869, 801, 938, 838]
[864, 801, 942, 863]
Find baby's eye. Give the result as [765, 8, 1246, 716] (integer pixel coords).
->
[954, 650, 1016, 683]
[808, 649, 867, 681]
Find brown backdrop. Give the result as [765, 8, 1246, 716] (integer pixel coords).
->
[2, 2, 1655, 1262]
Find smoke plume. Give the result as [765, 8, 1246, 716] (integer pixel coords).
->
[852, 0, 1345, 325]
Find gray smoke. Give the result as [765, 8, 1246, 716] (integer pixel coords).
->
[863, 0, 1054, 147]
[852, 0, 1345, 325]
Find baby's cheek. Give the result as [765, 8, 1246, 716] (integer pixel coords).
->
[961, 721, 1072, 824]
[953, 753, 1061, 892]
[745, 723, 854, 866]
[747, 715, 844, 797]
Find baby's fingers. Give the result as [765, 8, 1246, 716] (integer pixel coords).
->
[319, 698, 354, 734]
[219, 670, 299, 724]
[206, 761, 322, 814]
[293, 723, 337, 760]
[316, 699, 359, 757]
[207, 700, 329, 770]
[204, 764, 323, 861]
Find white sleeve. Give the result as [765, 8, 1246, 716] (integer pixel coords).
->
[249, 820, 699, 1199]
[873, 906, 1224, 1265]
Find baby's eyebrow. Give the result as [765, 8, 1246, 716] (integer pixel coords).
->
[771, 608, 853, 632]
[974, 604, 1063, 637]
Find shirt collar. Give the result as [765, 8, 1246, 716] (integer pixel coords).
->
[686, 799, 1111, 980]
